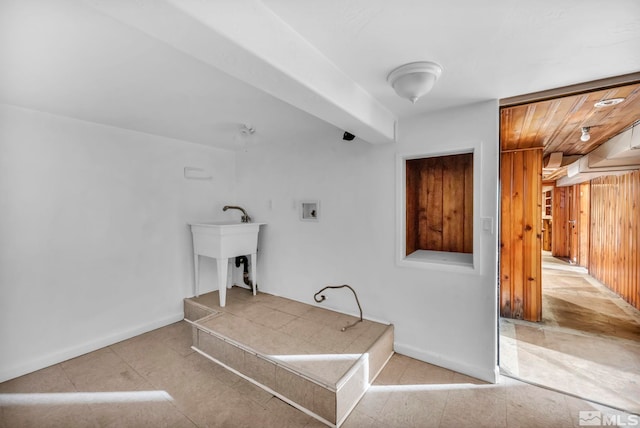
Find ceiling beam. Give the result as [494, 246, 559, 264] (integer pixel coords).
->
[83, 0, 396, 144]
[500, 72, 640, 108]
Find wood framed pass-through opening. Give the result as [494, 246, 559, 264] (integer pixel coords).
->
[405, 153, 473, 256]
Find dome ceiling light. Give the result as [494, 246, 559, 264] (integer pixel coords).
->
[580, 126, 591, 142]
[594, 98, 625, 108]
[239, 123, 255, 136]
[387, 61, 443, 104]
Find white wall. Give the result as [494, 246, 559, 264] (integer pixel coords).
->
[235, 100, 499, 382]
[0, 104, 236, 382]
[0, 100, 499, 383]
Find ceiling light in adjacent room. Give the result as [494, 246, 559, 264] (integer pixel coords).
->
[580, 127, 591, 142]
[387, 61, 443, 104]
[594, 98, 625, 108]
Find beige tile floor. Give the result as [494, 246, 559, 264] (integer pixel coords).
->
[500, 252, 640, 414]
[0, 316, 635, 426]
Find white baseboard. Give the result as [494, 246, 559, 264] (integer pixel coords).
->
[0, 312, 184, 383]
[394, 342, 499, 384]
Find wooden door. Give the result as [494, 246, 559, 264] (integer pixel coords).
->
[577, 182, 590, 267]
[568, 186, 578, 264]
[552, 183, 589, 267]
[552, 186, 570, 258]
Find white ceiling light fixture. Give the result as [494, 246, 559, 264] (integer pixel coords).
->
[594, 98, 625, 108]
[239, 123, 255, 136]
[387, 61, 443, 104]
[580, 127, 591, 142]
[235, 123, 263, 152]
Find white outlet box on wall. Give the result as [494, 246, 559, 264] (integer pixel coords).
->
[300, 200, 319, 221]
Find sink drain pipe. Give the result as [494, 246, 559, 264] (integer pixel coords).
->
[234, 256, 255, 293]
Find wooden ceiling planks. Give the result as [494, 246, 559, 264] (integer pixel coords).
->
[500, 83, 640, 157]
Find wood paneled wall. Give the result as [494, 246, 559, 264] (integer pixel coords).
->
[500, 149, 542, 321]
[406, 153, 473, 255]
[590, 170, 640, 310]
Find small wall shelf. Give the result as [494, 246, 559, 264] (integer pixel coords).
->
[543, 189, 552, 218]
[396, 141, 483, 274]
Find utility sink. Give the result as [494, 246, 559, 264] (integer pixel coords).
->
[189, 222, 265, 306]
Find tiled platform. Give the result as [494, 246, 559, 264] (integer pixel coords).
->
[184, 288, 394, 427]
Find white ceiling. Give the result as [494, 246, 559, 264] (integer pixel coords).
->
[2, 0, 639, 148]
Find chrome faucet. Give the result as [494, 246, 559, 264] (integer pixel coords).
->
[223, 205, 251, 223]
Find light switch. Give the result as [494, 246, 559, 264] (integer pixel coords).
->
[481, 217, 494, 234]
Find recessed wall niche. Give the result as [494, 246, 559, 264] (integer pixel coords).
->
[405, 152, 473, 256]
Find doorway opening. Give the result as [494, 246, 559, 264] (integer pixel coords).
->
[497, 74, 640, 413]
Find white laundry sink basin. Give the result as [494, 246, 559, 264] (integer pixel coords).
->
[189, 222, 264, 259]
[189, 221, 265, 306]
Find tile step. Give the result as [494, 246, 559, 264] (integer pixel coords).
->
[183, 292, 394, 427]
